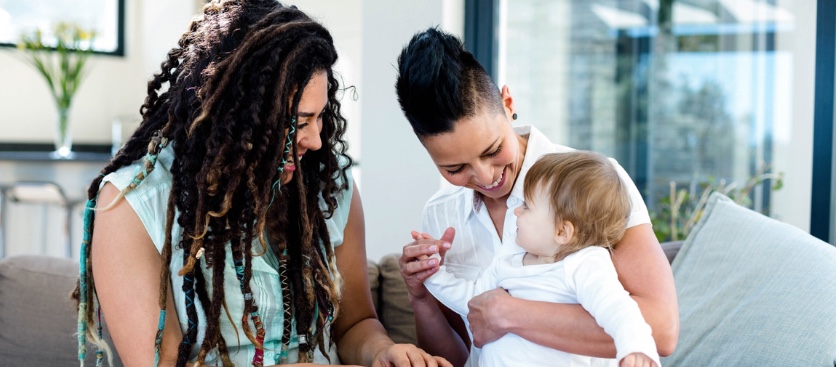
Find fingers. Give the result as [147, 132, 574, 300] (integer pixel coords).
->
[387, 349, 411, 367]
[402, 261, 441, 282]
[410, 230, 431, 240]
[620, 353, 656, 367]
[434, 356, 453, 367]
[401, 239, 443, 260]
[620, 354, 635, 367]
[409, 348, 451, 367]
[438, 228, 455, 263]
[399, 245, 433, 271]
[382, 344, 450, 367]
[440, 227, 456, 243]
[401, 233, 452, 267]
[405, 349, 427, 367]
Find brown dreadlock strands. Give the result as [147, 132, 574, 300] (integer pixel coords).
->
[74, 1, 354, 365]
[96, 133, 167, 212]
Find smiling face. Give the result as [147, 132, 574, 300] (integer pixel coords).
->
[420, 107, 526, 201]
[281, 71, 327, 184]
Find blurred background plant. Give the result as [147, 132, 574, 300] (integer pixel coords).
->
[17, 22, 96, 157]
[650, 165, 785, 242]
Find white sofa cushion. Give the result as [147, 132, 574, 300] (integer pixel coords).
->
[662, 193, 836, 366]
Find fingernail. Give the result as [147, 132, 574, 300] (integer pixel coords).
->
[429, 245, 437, 252]
[428, 258, 437, 265]
[443, 242, 451, 249]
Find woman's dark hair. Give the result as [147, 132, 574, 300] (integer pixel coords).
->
[395, 27, 504, 137]
[74, 1, 351, 365]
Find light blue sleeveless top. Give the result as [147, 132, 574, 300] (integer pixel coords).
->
[102, 144, 352, 365]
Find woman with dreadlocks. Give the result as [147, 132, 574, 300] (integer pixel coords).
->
[73, 1, 451, 367]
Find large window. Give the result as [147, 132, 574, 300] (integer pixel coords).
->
[496, 0, 819, 241]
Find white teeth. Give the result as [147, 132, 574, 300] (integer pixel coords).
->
[286, 155, 303, 165]
[480, 171, 503, 189]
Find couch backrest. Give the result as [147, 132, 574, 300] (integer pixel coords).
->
[2, 241, 684, 364]
[0, 255, 122, 366]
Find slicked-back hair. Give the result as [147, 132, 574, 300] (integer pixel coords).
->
[395, 27, 504, 137]
[524, 151, 632, 261]
[73, 1, 351, 365]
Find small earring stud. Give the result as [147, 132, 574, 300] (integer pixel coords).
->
[512, 113, 518, 120]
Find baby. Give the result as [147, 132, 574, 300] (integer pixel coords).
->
[424, 151, 660, 367]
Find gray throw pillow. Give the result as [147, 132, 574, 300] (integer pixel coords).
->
[662, 193, 836, 366]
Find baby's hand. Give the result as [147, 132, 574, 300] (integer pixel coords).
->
[619, 352, 657, 367]
[411, 229, 454, 265]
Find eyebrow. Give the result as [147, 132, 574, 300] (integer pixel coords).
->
[297, 111, 316, 118]
[438, 136, 502, 168]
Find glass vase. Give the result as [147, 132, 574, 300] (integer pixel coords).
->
[52, 106, 74, 159]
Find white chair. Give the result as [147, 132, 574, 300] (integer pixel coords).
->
[0, 181, 79, 258]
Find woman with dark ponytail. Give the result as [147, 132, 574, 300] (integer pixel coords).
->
[73, 2, 451, 366]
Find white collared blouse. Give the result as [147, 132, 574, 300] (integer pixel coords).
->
[420, 125, 651, 282]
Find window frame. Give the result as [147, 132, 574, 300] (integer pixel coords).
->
[0, 0, 126, 57]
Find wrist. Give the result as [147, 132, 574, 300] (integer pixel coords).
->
[407, 286, 436, 306]
[492, 294, 517, 334]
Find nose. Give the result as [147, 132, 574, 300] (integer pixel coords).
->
[471, 161, 494, 186]
[296, 124, 323, 152]
[513, 205, 522, 216]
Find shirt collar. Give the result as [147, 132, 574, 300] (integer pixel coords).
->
[464, 125, 553, 218]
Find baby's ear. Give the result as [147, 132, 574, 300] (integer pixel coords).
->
[554, 220, 574, 246]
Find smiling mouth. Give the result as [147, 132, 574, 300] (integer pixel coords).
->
[478, 167, 506, 191]
[283, 154, 304, 172]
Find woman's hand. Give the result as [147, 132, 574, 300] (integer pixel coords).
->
[398, 228, 454, 302]
[372, 344, 452, 367]
[466, 288, 512, 347]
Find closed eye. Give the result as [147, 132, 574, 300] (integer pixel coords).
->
[485, 144, 503, 158]
[445, 166, 465, 175]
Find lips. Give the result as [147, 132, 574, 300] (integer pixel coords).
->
[478, 166, 507, 191]
[283, 154, 304, 172]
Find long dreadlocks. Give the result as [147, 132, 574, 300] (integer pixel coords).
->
[73, 1, 351, 366]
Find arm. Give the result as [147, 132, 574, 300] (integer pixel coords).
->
[93, 184, 350, 367]
[425, 258, 499, 316]
[399, 229, 471, 367]
[571, 248, 660, 367]
[423, 268, 471, 316]
[91, 183, 186, 367]
[332, 181, 451, 367]
[467, 224, 679, 357]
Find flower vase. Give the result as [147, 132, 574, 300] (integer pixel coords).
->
[52, 106, 75, 159]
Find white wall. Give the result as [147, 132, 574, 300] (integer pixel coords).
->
[0, 0, 197, 144]
[358, 0, 463, 262]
